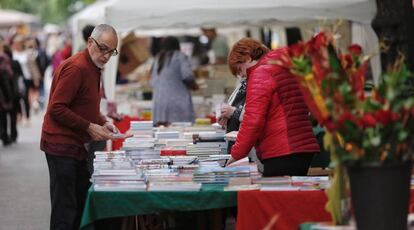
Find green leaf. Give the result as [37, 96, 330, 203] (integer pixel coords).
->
[398, 130, 408, 141]
[370, 136, 381, 146]
[328, 45, 341, 72]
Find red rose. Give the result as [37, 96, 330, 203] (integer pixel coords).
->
[375, 110, 400, 125]
[313, 33, 328, 49]
[337, 111, 358, 128]
[351, 61, 369, 96]
[289, 43, 305, 58]
[308, 32, 329, 53]
[359, 113, 377, 128]
[391, 111, 399, 121]
[348, 44, 363, 56]
[374, 110, 394, 126]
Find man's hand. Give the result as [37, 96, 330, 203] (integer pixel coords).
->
[87, 123, 114, 141]
[221, 105, 236, 119]
[103, 122, 119, 134]
[108, 112, 123, 122]
[225, 156, 236, 167]
[218, 117, 228, 128]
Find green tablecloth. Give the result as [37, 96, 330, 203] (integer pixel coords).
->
[80, 185, 237, 230]
[300, 223, 315, 230]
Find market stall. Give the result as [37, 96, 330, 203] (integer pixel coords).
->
[97, 0, 380, 103]
[0, 9, 40, 28]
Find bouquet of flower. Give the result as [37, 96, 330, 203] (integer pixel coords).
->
[275, 32, 414, 224]
[277, 32, 414, 164]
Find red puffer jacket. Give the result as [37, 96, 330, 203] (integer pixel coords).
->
[230, 48, 320, 161]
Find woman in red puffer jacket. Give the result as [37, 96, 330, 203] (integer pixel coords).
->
[225, 38, 320, 177]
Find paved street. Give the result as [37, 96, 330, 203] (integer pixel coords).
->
[0, 112, 50, 230]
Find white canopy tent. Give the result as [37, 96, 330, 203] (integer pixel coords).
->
[99, 0, 378, 100]
[106, 0, 376, 31]
[0, 9, 40, 28]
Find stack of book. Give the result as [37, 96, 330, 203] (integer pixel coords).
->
[123, 121, 159, 160]
[129, 121, 154, 136]
[123, 138, 159, 160]
[123, 137, 156, 149]
[135, 158, 171, 170]
[251, 176, 330, 191]
[170, 122, 192, 127]
[92, 151, 146, 191]
[197, 131, 226, 142]
[186, 141, 227, 160]
[193, 165, 251, 185]
[144, 168, 201, 191]
[169, 156, 198, 166]
[155, 131, 180, 139]
[252, 176, 292, 191]
[181, 126, 217, 140]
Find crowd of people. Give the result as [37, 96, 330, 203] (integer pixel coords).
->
[0, 29, 73, 147]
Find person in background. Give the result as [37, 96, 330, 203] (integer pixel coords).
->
[219, 73, 264, 172]
[150, 36, 196, 126]
[28, 36, 50, 110]
[11, 35, 32, 125]
[79, 24, 95, 52]
[225, 38, 320, 177]
[41, 24, 123, 230]
[0, 36, 14, 146]
[218, 74, 247, 152]
[2, 43, 23, 145]
[201, 28, 229, 64]
[51, 36, 72, 75]
[25, 37, 43, 113]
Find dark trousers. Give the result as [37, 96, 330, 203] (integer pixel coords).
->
[262, 152, 316, 177]
[0, 108, 18, 145]
[45, 154, 91, 230]
[22, 79, 34, 119]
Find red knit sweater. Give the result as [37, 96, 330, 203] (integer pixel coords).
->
[41, 49, 106, 158]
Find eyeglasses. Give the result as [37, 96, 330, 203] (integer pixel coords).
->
[90, 37, 118, 56]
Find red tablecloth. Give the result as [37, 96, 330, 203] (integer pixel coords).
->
[237, 190, 331, 230]
[237, 190, 414, 230]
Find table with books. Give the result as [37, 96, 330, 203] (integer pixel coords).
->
[80, 121, 240, 230]
[79, 121, 335, 230]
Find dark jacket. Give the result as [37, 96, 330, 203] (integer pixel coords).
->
[0, 54, 13, 111]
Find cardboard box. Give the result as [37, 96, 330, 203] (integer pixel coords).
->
[118, 33, 151, 76]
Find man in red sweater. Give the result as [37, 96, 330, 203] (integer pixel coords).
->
[41, 24, 120, 230]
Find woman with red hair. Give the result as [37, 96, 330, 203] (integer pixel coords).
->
[226, 38, 319, 177]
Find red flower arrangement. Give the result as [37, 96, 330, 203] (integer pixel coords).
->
[275, 32, 414, 225]
[276, 32, 414, 164]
